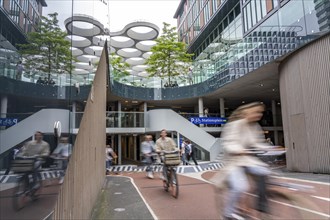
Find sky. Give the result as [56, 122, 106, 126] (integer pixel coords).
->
[43, 0, 181, 34]
[108, 0, 180, 33]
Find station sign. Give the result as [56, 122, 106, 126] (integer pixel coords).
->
[189, 117, 227, 125]
[0, 118, 18, 126]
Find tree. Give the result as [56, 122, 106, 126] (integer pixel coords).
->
[18, 13, 72, 80]
[145, 22, 194, 85]
[109, 53, 130, 82]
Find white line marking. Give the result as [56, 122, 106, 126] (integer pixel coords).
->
[274, 176, 330, 186]
[125, 176, 158, 220]
[312, 195, 330, 202]
[245, 192, 330, 218]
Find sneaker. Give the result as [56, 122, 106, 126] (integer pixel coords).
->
[223, 213, 245, 220]
[32, 183, 41, 190]
[58, 177, 64, 184]
[147, 172, 154, 179]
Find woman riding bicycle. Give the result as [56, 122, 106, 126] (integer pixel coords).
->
[213, 102, 276, 220]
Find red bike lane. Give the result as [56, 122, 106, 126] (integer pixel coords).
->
[122, 171, 330, 220]
[123, 172, 220, 219]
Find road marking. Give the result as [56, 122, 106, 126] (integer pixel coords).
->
[245, 192, 330, 218]
[270, 198, 330, 218]
[274, 176, 330, 185]
[312, 195, 330, 202]
[126, 176, 158, 220]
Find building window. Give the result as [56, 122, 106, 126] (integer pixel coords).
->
[251, 0, 257, 26]
[261, 0, 267, 17]
[266, 0, 273, 13]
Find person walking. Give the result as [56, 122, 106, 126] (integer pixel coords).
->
[105, 145, 117, 175]
[186, 140, 198, 165]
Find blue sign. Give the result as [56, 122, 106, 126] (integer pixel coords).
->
[0, 118, 18, 126]
[190, 117, 227, 125]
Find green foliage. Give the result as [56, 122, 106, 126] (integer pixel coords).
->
[145, 22, 194, 83]
[17, 13, 73, 79]
[109, 53, 130, 81]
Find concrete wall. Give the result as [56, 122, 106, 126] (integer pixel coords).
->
[279, 34, 330, 174]
[52, 43, 109, 219]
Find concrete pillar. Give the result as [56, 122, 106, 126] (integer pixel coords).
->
[143, 102, 147, 128]
[133, 135, 137, 160]
[272, 100, 279, 145]
[219, 98, 225, 127]
[219, 98, 225, 117]
[1, 95, 8, 118]
[118, 102, 121, 128]
[72, 102, 76, 129]
[198, 97, 204, 127]
[198, 97, 204, 116]
[118, 134, 122, 164]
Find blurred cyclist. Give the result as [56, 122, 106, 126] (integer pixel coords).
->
[51, 137, 72, 184]
[216, 102, 275, 220]
[16, 131, 50, 189]
[141, 135, 155, 179]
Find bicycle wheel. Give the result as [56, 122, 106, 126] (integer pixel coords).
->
[12, 175, 29, 211]
[169, 168, 179, 198]
[163, 169, 169, 192]
[214, 186, 229, 219]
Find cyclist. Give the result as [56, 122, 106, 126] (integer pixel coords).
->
[141, 135, 155, 179]
[155, 129, 178, 180]
[51, 137, 72, 184]
[16, 131, 50, 189]
[215, 102, 276, 220]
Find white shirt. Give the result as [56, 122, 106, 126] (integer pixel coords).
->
[53, 143, 72, 157]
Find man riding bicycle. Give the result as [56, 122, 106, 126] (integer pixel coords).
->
[16, 131, 50, 189]
[155, 129, 179, 181]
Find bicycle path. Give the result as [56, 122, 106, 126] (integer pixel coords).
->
[95, 169, 329, 220]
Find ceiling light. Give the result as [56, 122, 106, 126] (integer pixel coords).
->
[259, 84, 264, 87]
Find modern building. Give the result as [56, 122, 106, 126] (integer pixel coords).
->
[0, 0, 47, 77]
[0, 0, 329, 175]
[174, 0, 330, 173]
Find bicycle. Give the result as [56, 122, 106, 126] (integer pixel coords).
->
[161, 150, 181, 199]
[11, 157, 44, 211]
[214, 149, 322, 219]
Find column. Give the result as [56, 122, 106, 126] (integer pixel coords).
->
[72, 102, 76, 129]
[272, 100, 279, 145]
[143, 102, 147, 128]
[118, 134, 122, 165]
[133, 135, 137, 160]
[0, 95, 8, 130]
[1, 95, 8, 118]
[118, 102, 121, 128]
[198, 97, 204, 127]
[219, 98, 225, 127]
[219, 98, 225, 117]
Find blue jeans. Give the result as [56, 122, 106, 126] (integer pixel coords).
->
[106, 160, 112, 169]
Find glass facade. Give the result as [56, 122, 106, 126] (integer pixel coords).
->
[175, 0, 329, 86]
